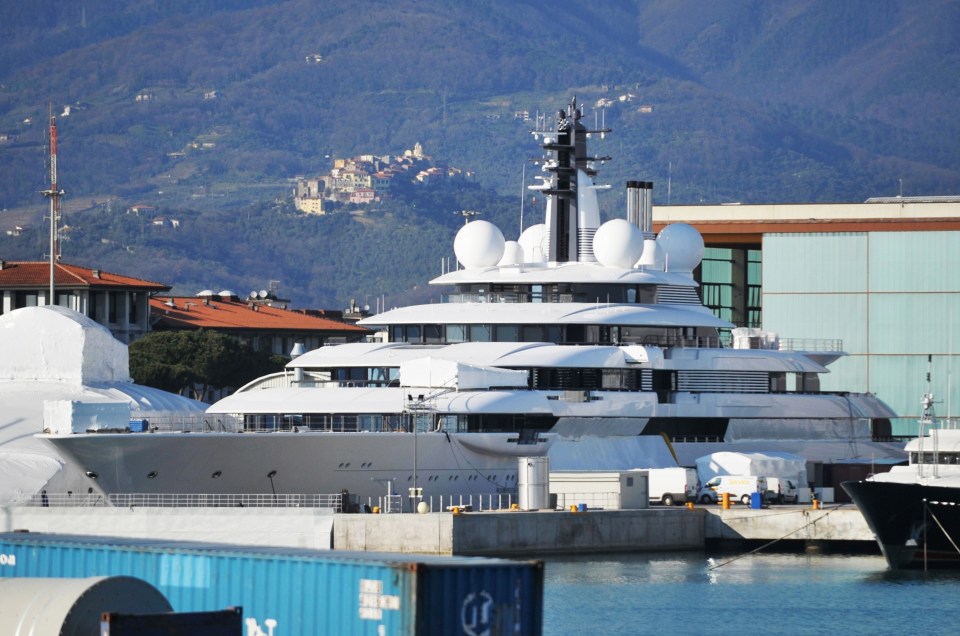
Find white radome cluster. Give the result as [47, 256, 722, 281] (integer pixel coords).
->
[454, 220, 506, 268]
[452, 216, 704, 273]
[498, 240, 524, 266]
[592, 219, 644, 268]
[657, 222, 704, 272]
[517, 224, 547, 263]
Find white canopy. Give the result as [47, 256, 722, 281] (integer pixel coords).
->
[695, 451, 808, 485]
[0, 306, 205, 503]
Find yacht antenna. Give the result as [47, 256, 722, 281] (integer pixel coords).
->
[919, 354, 937, 478]
[667, 160, 672, 205]
[519, 162, 526, 234]
[454, 210, 480, 225]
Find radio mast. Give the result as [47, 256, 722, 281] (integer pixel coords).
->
[40, 106, 64, 304]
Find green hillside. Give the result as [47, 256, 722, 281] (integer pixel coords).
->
[1, 0, 958, 308]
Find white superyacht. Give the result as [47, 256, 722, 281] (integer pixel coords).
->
[42, 98, 903, 508]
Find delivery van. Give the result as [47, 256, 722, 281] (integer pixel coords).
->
[645, 467, 698, 506]
[765, 477, 799, 504]
[699, 475, 768, 505]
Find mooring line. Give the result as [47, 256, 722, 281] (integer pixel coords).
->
[707, 505, 842, 570]
[926, 502, 960, 556]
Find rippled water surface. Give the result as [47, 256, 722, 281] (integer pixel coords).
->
[543, 551, 960, 635]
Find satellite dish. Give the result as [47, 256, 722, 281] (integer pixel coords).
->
[258, 290, 268, 299]
[249, 291, 258, 299]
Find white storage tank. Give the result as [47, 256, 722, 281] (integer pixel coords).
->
[518, 456, 551, 510]
[0, 575, 172, 636]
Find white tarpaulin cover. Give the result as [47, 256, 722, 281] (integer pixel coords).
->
[0, 306, 205, 503]
[0, 305, 129, 383]
[548, 435, 679, 471]
[695, 451, 808, 484]
[399, 357, 528, 390]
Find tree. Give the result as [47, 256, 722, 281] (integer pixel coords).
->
[129, 329, 286, 401]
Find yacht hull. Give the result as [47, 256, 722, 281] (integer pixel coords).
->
[842, 480, 960, 569]
[44, 431, 549, 508]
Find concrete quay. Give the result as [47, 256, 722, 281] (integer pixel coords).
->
[0, 503, 876, 557]
[702, 504, 874, 544]
[334, 508, 705, 556]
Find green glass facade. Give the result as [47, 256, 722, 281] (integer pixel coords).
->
[699, 247, 762, 329]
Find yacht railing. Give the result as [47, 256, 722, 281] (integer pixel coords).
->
[634, 334, 725, 349]
[17, 491, 654, 512]
[123, 414, 244, 433]
[16, 492, 346, 509]
[776, 338, 844, 352]
[14, 491, 522, 513]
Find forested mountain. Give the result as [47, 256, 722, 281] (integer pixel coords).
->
[1, 0, 958, 308]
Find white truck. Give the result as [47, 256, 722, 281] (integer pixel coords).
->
[765, 477, 799, 504]
[645, 467, 699, 506]
[698, 475, 768, 505]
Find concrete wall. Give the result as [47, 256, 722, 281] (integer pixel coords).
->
[0, 507, 334, 549]
[453, 509, 705, 556]
[703, 506, 873, 542]
[335, 509, 705, 556]
[1, 505, 875, 557]
[334, 513, 455, 554]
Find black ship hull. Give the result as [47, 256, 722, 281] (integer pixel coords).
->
[842, 479, 960, 569]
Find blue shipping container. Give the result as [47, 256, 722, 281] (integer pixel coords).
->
[0, 533, 543, 635]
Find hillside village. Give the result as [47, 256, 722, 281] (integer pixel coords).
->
[292, 142, 473, 214]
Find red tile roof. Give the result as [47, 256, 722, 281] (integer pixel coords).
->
[0, 261, 170, 290]
[150, 296, 370, 334]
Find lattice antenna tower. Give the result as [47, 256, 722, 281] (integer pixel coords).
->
[40, 105, 65, 302]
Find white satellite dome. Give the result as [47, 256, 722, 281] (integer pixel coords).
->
[517, 223, 548, 263]
[657, 223, 704, 272]
[454, 220, 505, 268]
[498, 240, 524, 266]
[592, 219, 644, 269]
[197, 289, 215, 297]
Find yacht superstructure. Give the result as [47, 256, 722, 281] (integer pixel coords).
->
[42, 98, 903, 508]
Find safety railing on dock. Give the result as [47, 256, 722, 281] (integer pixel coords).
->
[552, 491, 622, 510]
[359, 492, 518, 514]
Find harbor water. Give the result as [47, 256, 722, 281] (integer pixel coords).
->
[543, 551, 960, 635]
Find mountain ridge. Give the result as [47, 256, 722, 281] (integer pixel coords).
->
[1, 0, 957, 308]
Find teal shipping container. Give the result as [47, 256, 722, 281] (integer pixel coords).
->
[0, 533, 543, 635]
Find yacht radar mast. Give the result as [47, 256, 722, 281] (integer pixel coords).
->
[530, 96, 611, 263]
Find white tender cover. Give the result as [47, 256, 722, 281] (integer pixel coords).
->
[0, 306, 205, 503]
[695, 451, 808, 485]
[0, 305, 129, 383]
